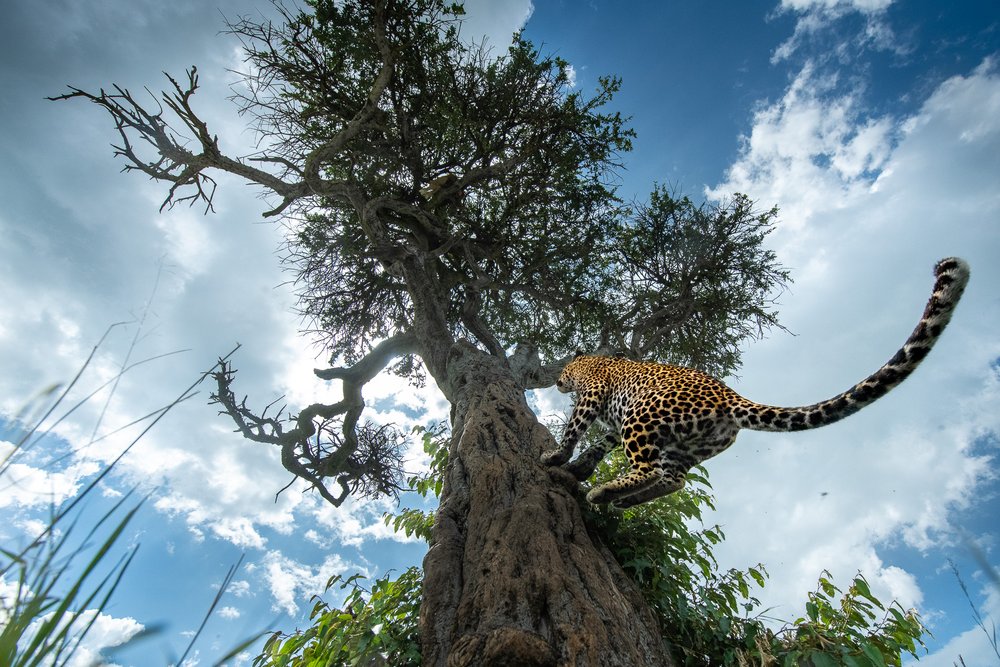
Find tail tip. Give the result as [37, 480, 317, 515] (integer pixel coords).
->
[934, 256, 970, 285]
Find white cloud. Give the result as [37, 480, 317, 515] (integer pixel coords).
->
[0, 440, 99, 510]
[218, 606, 241, 619]
[177, 652, 202, 667]
[151, 209, 219, 283]
[704, 57, 1000, 622]
[778, 0, 893, 12]
[19, 608, 144, 667]
[228, 579, 251, 598]
[259, 550, 365, 616]
[310, 493, 424, 549]
[0, 575, 19, 626]
[771, 0, 906, 64]
[707, 62, 894, 243]
[457, 0, 534, 50]
[565, 64, 577, 88]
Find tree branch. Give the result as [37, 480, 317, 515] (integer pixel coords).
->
[301, 0, 397, 196]
[210, 332, 418, 505]
[507, 343, 573, 390]
[50, 68, 311, 215]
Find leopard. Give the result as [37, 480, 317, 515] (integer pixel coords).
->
[541, 257, 970, 509]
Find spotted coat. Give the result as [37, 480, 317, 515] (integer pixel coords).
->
[541, 257, 970, 508]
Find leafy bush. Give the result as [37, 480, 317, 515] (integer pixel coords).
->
[254, 568, 423, 667]
[589, 447, 926, 666]
[250, 423, 928, 667]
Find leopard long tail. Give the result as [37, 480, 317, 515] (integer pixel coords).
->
[733, 257, 970, 432]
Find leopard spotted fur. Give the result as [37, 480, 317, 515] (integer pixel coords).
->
[541, 257, 970, 508]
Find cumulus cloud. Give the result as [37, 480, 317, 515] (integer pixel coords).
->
[704, 57, 1000, 620]
[456, 0, 534, 50]
[707, 62, 894, 244]
[218, 606, 241, 619]
[20, 608, 144, 667]
[0, 440, 100, 510]
[259, 550, 366, 616]
[309, 492, 427, 549]
[227, 579, 252, 598]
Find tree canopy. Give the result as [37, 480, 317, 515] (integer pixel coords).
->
[54, 0, 788, 509]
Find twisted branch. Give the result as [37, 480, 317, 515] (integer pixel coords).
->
[210, 332, 418, 505]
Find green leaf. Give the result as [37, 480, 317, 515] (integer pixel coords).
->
[808, 651, 841, 667]
[861, 642, 888, 667]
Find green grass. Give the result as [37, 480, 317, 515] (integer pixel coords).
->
[0, 324, 257, 665]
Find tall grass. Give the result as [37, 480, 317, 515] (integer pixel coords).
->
[0, 323, 249, 665]
[951, 554, 1000, 665]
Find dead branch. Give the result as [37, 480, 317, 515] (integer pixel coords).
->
[210, 332, 417, 505]
[49, 68, 308, 215]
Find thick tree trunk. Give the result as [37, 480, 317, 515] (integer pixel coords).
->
[420, 342, 673, 667]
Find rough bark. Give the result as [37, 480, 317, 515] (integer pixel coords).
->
[421, 341, 673, 667]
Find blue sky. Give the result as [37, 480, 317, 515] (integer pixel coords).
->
[1, 0, 998, 665]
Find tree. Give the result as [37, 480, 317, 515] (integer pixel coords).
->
[54, 1, 789, 664]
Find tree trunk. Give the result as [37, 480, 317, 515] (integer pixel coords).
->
[420, 342, 673, 667]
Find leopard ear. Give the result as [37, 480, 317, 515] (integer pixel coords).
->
[574, 350, 585, 359]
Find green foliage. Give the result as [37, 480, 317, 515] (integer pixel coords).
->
[613, 188, 790, 377]
[248, 0, 634, 363]
[382, 424, 449, 542]
[761, 572, 926, 667]
[588, 453, 771, 665]
[586, 446, 926, 666]
[253, 568, 423, 667]
[253, 425, 449, 666]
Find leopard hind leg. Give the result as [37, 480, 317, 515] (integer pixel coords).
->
[607, 433, 738, 509]
[586, 466, 663, 505]
[585, 432, 663, 505]
[611, 468, 687, 509]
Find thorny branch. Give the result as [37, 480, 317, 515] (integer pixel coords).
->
[210, 333, 418, 505]
[49, 68, 304, 215]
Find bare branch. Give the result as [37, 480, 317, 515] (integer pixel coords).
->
[461, 288, 504, 358]
[50, 68, 308, 214]
[209, 332, 418, 505]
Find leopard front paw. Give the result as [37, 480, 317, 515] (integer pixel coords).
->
[585, 484, 612, 504]
[540, 449, 570, 466]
